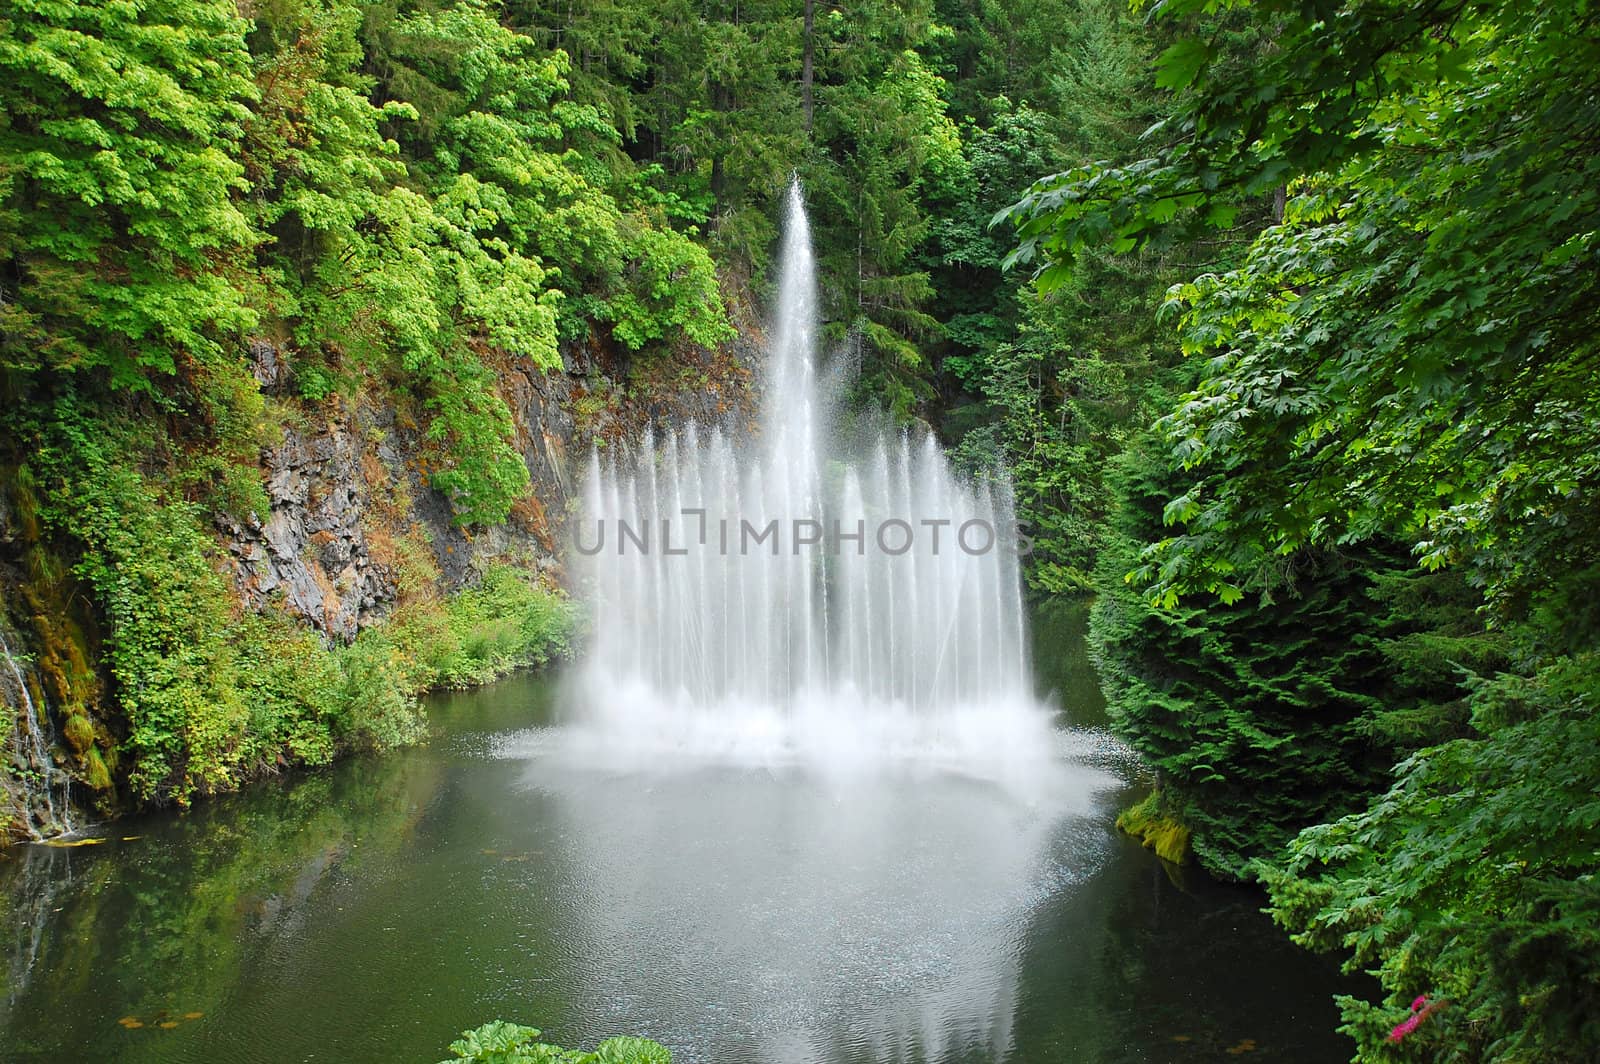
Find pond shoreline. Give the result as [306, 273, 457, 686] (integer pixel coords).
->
[0, 663, 1366, 1063]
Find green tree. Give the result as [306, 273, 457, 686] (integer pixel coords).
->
[805, 2, 960, 413]
[1002, 0, 1600, 609]
[1265, 654, 1600, 1062]
[1090, 435, 1500, 877]
[0, 0, 259, 388]
[1004, 0, 1600, 1058]
[932, 0, 1191, 589]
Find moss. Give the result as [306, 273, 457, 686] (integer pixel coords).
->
[85, 747, 113, 791]
[10, 462, 42, 542]
[21, 539, 102, 720]
[1116, 791, 1193, 865]
[62, 712, 94, 755]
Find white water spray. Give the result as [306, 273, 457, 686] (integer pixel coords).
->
[569, 183, 1048, 766]
[0, 629, 74, 838]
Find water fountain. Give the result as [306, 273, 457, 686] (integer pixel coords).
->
[568, 182, 1051, 768]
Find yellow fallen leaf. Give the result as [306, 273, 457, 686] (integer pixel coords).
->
[159, 1021, 179, 1030]
[183, 1012, 204, 1020]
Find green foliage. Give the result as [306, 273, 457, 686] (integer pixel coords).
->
[439, 1022, 671, 1064]
[605, 220, 734, 352]
[1003, 0, 1600, 612]
[1008, 0, 1600, 1058]
[1, 0, 737, 816]
[17, 398, 569, 802]
[1090, 440, 1486, 878]
[504, 0, 985, 415]
[620, 0, 806, 271]
[378, 0, 731, 354]
[808, 28, 960, 413]
[933, 7, 1199, 589]
[4, 0, 740, 532]
[388, 564, 574, 691]
[949, 263, 1179, 594]
[1264, 655, 1600, 1063]
[32, 404, 254, 802]
[0, 0, 259, 387]
[28, 405, 360, 798]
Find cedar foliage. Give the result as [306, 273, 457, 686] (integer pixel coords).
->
[1091, 435, 1500, 879]
[1010, 0, 1600, 1057]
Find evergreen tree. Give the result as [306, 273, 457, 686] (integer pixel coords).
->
[1007, 0, 1600, 1056]
[1091, 435, 1499, 878]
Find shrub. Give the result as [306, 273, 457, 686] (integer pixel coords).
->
[438, 1022, 670, 1064]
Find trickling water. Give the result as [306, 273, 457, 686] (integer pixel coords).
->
[0, 628, 74, 838]
[571, 182, 1047, 765]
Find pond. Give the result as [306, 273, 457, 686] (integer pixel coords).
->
[0, 605, 1361, 1062]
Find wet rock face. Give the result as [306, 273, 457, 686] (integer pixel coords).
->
[224, 421, 396, 643]
[0, 320, 762, 838]
[219, 328, 760, 642]
[248, 338, 283, 393]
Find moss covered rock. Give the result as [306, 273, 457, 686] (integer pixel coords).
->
[1116, 791, 1192, 865]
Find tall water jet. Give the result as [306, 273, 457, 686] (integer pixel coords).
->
[570, 182, 1045, 765]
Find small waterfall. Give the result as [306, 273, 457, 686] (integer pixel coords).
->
[0, 628, 75, 838]
[569, 182, 1050, 766]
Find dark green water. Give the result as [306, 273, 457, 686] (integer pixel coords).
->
[0, 606, 1361, 1062]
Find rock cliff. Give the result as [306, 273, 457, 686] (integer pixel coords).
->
[0, 320, 759, 840]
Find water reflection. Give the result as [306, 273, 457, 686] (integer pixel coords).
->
[499, 731, 1119, 1063]
[0, 753, 449, 1060]
[0, 669, 1361, 1064]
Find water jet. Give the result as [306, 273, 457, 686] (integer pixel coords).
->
[570, 182, 1049, 769]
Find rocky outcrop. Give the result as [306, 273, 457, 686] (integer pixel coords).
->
[222, 418, 395, 642]
[218, 324, 761, 643]
[0, 309, 762, 836]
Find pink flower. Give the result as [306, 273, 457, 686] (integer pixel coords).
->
[1388, 1013, 1423, 1042]
[1388, 996, 1441, 1043]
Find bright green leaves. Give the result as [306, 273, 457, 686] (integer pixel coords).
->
[23, 395, 572, 801]
[439, 1021, 671, 1064]
[999, 0, 1498, 267]
[1009, 0, 1600, 611]
[0, 0, 259, 385]
[1013, 1, 1600, 1059]
[381, 0, 730, 362]
[244, 0, 733, 526]
[1265, 656, 1600, 1061]
[30, 404, 277, 802]
[4, 0, 736, 527]
[605, 220, 736, 351]
[443, 1022, 552, 1062]
[1154, 38, 1214, 91]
